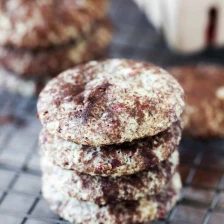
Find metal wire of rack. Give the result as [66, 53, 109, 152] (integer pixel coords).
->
[0, 0, 224, 223]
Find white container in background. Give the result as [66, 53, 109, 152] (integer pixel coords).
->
[134, 0, 224, 53]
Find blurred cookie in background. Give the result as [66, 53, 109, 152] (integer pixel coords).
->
[169, 65, 224, 138]
[0, 0, 112, 96]
[0, 20, 112, 78]
[0, 0, 108, 48]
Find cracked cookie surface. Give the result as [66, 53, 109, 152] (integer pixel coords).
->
[41, 150, 179, 204]
[42, 172, 181, 224]
[40, 121, 181, 176]
[38, 59, 184, 146]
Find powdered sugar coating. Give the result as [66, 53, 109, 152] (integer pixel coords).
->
[41, 150, 179, 204]
[40, 121, 181, 177]
[38, 59, 184, 146]
[42, 172, 181, 224]
[0, 0, 108, 48]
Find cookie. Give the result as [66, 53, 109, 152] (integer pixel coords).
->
[42, 172, 181, 224]
[41, 149, 179, 205]
[169, 65, 224, 138]
[0, 0, 108, 49]
[37, 59, 184, 146]
[0, 20, 112, 77]
[40, 121, 181, 177]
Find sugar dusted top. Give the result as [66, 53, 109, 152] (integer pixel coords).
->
[37, 59, 184, 146]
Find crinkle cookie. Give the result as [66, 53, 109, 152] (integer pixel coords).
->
[42, 172, 181, 224]
[37, 59, 184, 146]
[0, 20, 112, 77]
[41, 150, 179, 205]
[169, 65, 224, 138]
[0, 0, 108, 49]
[40, 121, 181, 177]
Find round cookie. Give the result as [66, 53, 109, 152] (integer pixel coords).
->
[40, 121, 181, 177]
[169, 65, 224, 138]
[0, 20, 112, 77]
[42, 172, 181, 224]
[37, 59, 184, 146]
[0, 0, 108, 49]
[41, 150, 179, 205]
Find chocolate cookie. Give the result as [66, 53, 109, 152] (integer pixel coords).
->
[169, 65, 224, 138]
[0, 0, 108, 49]
[0, 20, 112, 77]
[37, 59, 184, 146]
[41, 150, 179, 205]
[40, 121, 181, 177]
[42, 172, 181, 224]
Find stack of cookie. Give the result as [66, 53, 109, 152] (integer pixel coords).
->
[0, 0, 112, 96]
[37, 59, 185, 224]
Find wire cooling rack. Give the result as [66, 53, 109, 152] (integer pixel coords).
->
[1, 0, 224, 223]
